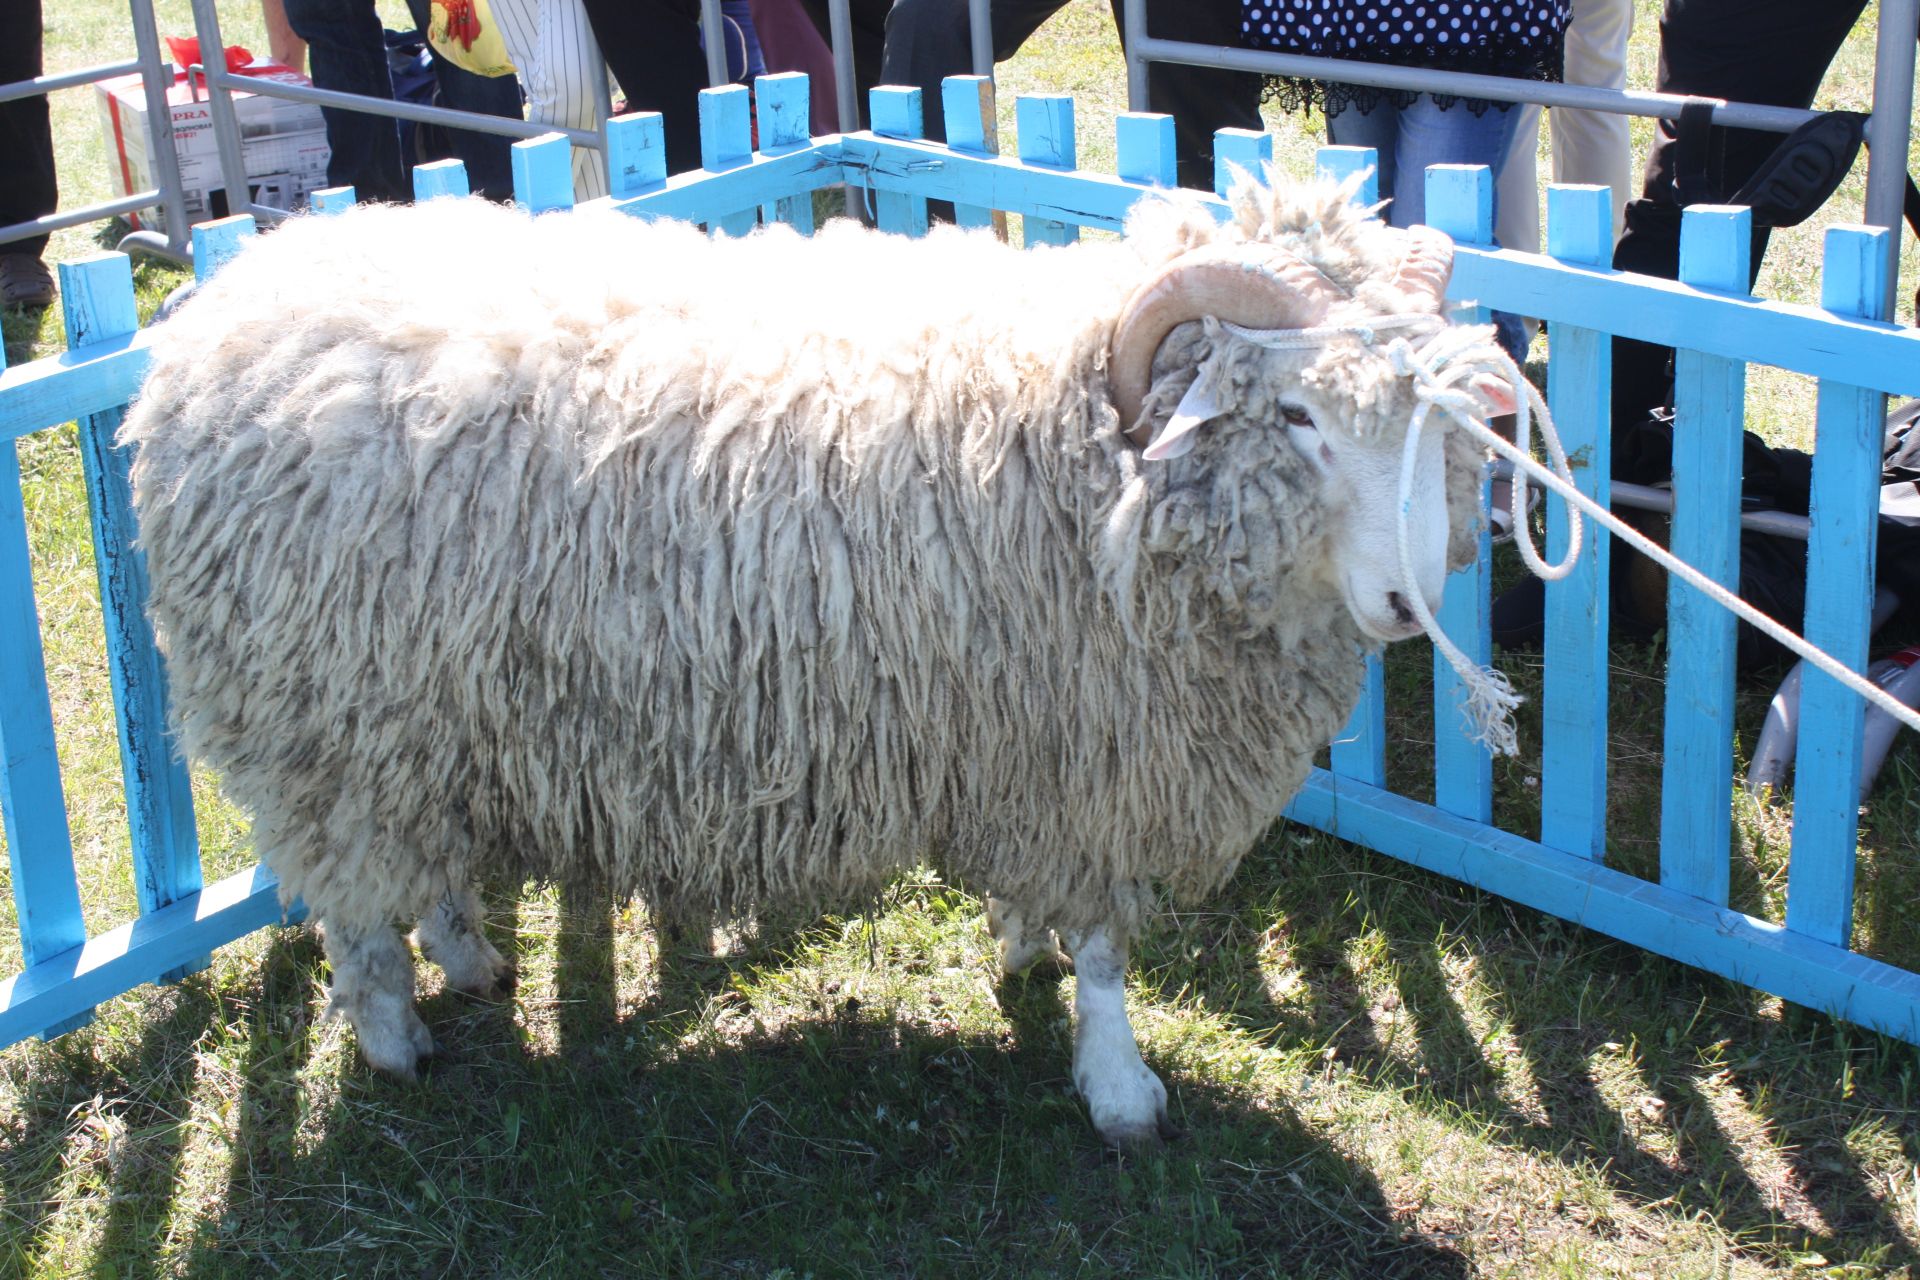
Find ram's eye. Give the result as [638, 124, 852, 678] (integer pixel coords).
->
[1286, 419, 1336, 474]
[1280, 404, 1313, 427]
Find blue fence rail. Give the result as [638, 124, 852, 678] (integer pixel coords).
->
[2, 71, 1919, 1050]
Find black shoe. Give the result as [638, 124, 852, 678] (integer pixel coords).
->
[1491, 575, 1546, 649]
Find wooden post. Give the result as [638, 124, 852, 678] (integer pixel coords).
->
[1786, 224, 1894, 946]
[1540, 184, 1614, 859]
[1423, 163, 1496, 815]
[66, 249, 210, 984]
[1659, 205, 1750, 906]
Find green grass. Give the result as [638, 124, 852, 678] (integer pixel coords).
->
[3, 1, 1919, 1276]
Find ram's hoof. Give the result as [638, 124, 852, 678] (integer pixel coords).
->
[1098, 1111, 1186, 1151]
[350, 999, 438, 1082]
[369, 1044, 437, 1083]
[454, 962, 516, 1004]
[1083, 1060, 1178, 1151]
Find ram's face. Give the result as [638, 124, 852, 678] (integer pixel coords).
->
[1110, 220, 1473, 646]
[1275, 379, 1451, 643]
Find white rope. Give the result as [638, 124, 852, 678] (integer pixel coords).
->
[1221, 314, 1920, 755]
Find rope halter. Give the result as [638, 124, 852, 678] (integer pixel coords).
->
[1217, 311, 1920, 757]
[1220, 313, 1581, 758]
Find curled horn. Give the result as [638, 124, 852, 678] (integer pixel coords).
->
[1109, 245, 1338, 446]
[1387, 224, 1455, 311]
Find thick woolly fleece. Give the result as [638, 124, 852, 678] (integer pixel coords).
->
[122, 172, 1485, 940]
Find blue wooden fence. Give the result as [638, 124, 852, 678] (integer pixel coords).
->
[3, 72, 1919, 1048]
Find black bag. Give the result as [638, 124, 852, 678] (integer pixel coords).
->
[1611, 405, 1920, 670]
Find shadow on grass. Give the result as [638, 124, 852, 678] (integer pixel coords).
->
[0, 977, 219, 1275]
[15, 826, 1919, 1277]
[1240, 831, 1919, 1271]
[44, 900, 1468, 1278]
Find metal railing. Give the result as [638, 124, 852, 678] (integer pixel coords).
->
[13, 1, 1905, 286]
[0, 0, 190, 262]
[1117, 0, 1918, 311]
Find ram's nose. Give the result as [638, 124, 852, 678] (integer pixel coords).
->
[1351, 589, 1430, 643]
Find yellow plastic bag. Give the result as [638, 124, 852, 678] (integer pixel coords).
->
[427, 0, 516, 78]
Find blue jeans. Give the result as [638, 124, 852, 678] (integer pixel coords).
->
[282, 0, 523, 202]
[1329, 95, 1528, 359]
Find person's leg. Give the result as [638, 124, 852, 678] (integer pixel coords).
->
[0, 0, 56, 306]
[881, 0, 1062, 145]
[490, 0, 608, 199]
[577, 0, 709, 175]
[282, 0, 410, 202]
[1391, 96, 1527, 358]
[0, 0, 55, 306]
[1612, 0, 1868, 429]
[1550, 0, 1633, 237]
[1388, 96, 1522, 231]
[1118, 0, 1265, 192]
[1495, 104, 1543, 256]
[401, 0, 523, 200]
[722, 0, 769, 80]
[1326, 100, 1400, 209]
[753, 0, 842, 135]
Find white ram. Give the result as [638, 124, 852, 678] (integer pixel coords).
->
[122, 171, 1502, 1146]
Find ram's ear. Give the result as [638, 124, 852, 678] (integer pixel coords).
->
[1469, 373, 1518, 419]
[1143, 377, 1225, 461]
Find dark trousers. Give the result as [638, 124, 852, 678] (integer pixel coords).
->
[281, 0, 523, 202]
[0, 0, 57, 258]
[576, 0, 711, 176]
[800, 0, 1262, 193]
[1610, 0, 1869, 430]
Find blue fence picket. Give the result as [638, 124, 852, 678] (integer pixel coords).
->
[0, 340, 89, 1038]
[607, 112, 669, 199]
[512, 133, 576, 215]
[1114, 113, 1176, 190]
[941, 76, 1002, 231]
[1329, 659, 1388, 787]
[1316, 146, 1379, 205]
[191, 216, 255, 282]
[700, 86, 758, 237]
[1786, 224, 1894, 946]
[308, 185, 357, 215]
[1015, 96, 1078, 248]
[1660, 206, 1750, 907]
[1213, 128, 1271, 198]
[1540, 185, 1614, 859]
[412, 158, 470, 201]
[62, 254, 207, 988]
[1318, 148, 1401, 792]
[1424, 164, 1494, 818]
[757, 73, 816, 233]
[871, 86, 931, 238]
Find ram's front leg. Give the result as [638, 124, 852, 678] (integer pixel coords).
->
[1062, 922, 1180, 1148]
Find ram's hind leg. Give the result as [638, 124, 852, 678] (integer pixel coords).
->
[985, 895, 1064, 977]
[321, 921, 436, 1079]
[414, 883, 515, 1001]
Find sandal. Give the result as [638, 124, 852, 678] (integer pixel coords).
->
[1488, 466, 1540, 545]
[0, 253, 55, 309]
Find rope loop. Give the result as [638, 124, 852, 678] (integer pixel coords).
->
[1219, 312, 1920, 755]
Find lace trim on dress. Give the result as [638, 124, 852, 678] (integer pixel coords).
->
[1257, 36, 1567, 116]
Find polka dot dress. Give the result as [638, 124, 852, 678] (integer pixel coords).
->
[1239, 0, 1570, 113]
[1241, 1, 1566, 54]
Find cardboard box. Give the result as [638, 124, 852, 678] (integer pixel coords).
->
[97, 57, 331, 234]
